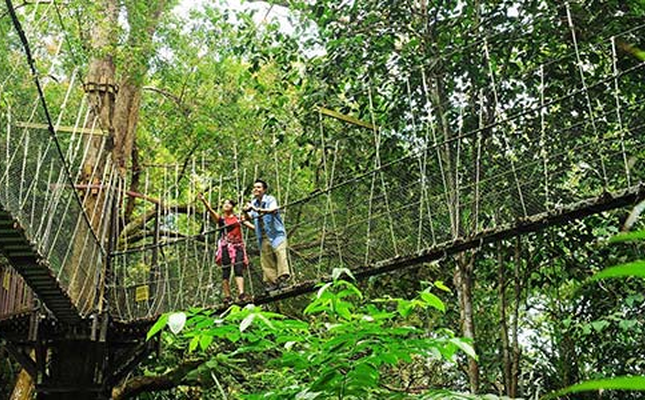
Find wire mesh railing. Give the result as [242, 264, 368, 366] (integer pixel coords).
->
[0, 2, 113, 318]
[107, 5, 645, 321]
[2, 1, 645, 323]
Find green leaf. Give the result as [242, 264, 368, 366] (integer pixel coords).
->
[434, 280, 451, 292]
[609, 230, 645, 243]
[397, 300, 414, 317]
[189, 336, 199, 353]
[379, 352, 398, 365]
[200, 334, 214, 351]
[421, 291, 446, 312]
[591, 261, 645, 280]
[147, 313, 169, 340]
[450, 338, 477, 360]
[591, 320, 610, 333]
[543, 376, 645, 399]
[619, 319, 638, 331]
[311, 368, 340, 391]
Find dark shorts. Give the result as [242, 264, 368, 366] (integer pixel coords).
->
[221, 246, 245, 280]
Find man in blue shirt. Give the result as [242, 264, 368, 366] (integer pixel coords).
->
[245, 179, 291, 291]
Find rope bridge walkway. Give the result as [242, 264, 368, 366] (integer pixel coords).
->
[2, 2, 645, 328]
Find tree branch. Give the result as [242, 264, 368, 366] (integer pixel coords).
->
[111, 360, 203, 400]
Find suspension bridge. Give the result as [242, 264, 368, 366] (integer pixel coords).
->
[1, 1, 645, 398]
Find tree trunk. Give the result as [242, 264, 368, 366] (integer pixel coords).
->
[510, 236, 522, 398]
[10, 369, 34, 400]
[455, 252, 479, 393]
[112, 76, 143, 176]
[497, 241, 512, 395]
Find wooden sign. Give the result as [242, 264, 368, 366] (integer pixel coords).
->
[135, 285, 149, 302]
[3, 272, 10, 291]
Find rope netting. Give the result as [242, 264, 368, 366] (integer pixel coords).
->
[0, 2, 116, 318]
[107, 4, 645, 321]
[1, 1, 644, 323]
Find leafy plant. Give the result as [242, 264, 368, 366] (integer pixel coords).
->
[148, 270, 481, 399]
[543, 229, 645, 399]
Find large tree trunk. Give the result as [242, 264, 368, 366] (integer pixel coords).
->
[455, 252, 479, 393]
[510, 236, 522, 398]
[11, 0, 167, 397]
[10, 369, 34, 400]
[498, 242, 512, 395]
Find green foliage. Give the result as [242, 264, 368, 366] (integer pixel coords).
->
[542, 228, 645, 398]
[590, 260, 645, 280]
[149, 272, 480, 399]
[544, 376, 645, 399]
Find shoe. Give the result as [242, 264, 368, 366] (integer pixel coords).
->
[237, 293, 252, 303]
[264, 282, 279, 293]
[222, 296, 232, 306]
[277, 274, 290, 289]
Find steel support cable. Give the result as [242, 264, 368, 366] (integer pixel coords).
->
[473, 90, 484, 233]
[334, 19, 645, 143]
[94, 47, 640, 256]
[420, 68, 458, 236]
[612, 36, 631, 187]
[108, 35, 644, 272]
[484, 37, 528, 217]
[49, 122, 97, 265]
[317, 111, 330, 273]
[310, 58, 645, 202]
[5, 0, 106, 255]
[566, 3, 607, 187]
[110, 140, 644, 300]
[111, 125, 638, 260]
[292, 131, 642, 249]
[110, 122, 638, 259]
[95, 164, 118, 312]
[407, 76, 427, 251]
[18, 70, 79, 216]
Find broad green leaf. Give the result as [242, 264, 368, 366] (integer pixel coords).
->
[450, 338, 477, 360]
[609, 230, 645, 243]
[543, 376, 645, 399]
[397, 300, 414, 317]
[380, 352, 398, 365]
[619, 319, 638, 331]
[256, 314, 275, 330]
[189, 336, 199, 353]
[199, 334, 214, 351]
[591, 261, 645, 280]
[147, 313, 169, 340]
[421, 291, 446, 312]
[311, 368, 340, 391]
[591, 320, 610, 333]
[335, 301, 353, 319]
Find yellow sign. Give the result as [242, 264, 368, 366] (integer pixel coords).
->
[135, 285, 149, 302]
[3, 272, 10, 291]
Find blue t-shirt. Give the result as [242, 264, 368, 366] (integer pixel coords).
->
[249, 194, 287, 249]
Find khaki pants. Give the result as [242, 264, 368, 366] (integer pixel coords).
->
[261, 239, 290, 284]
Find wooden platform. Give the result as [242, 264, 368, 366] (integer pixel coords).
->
[0, 207, 81, 324]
